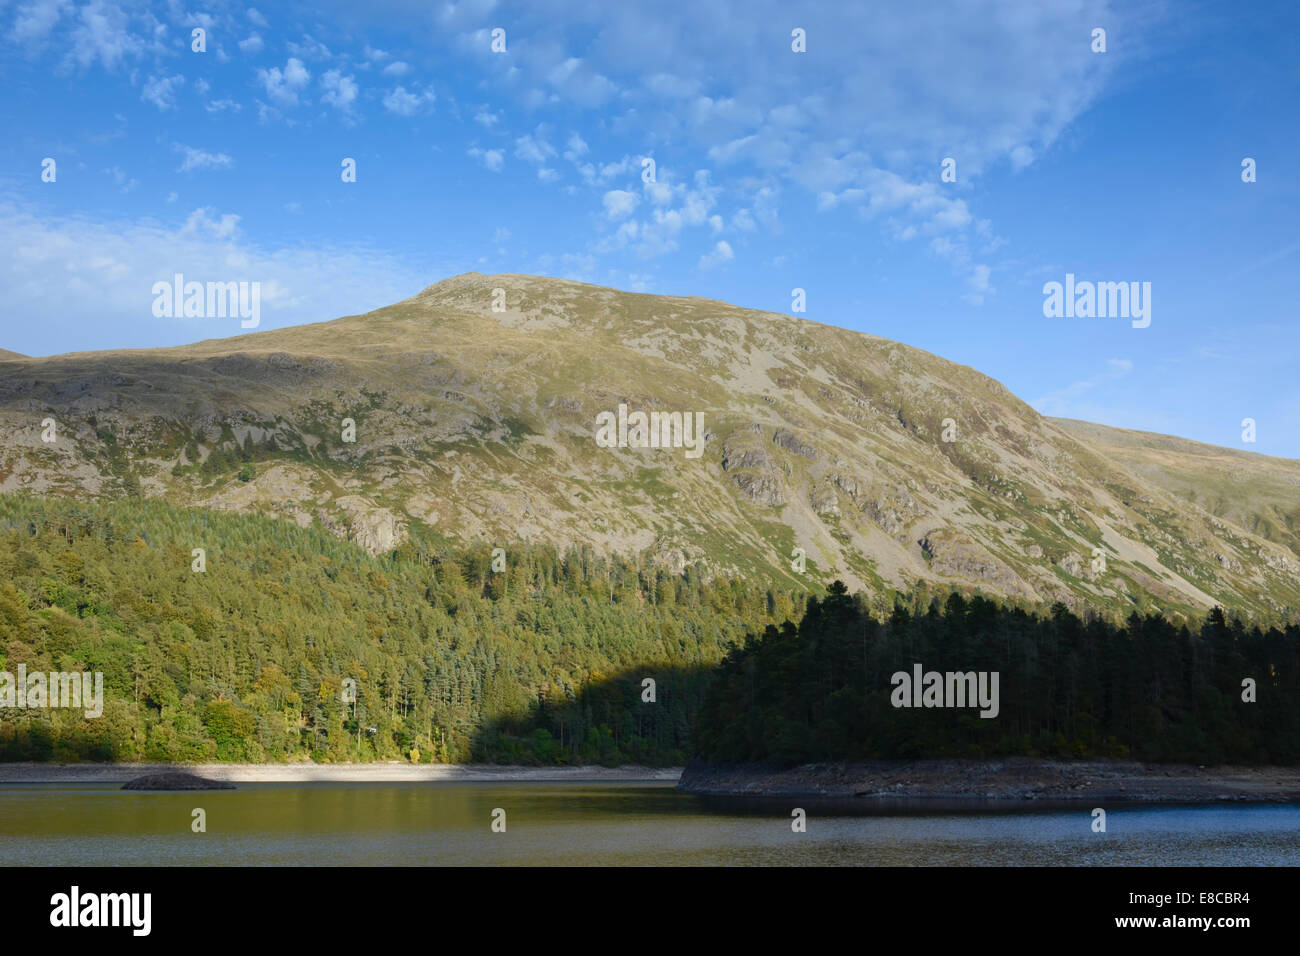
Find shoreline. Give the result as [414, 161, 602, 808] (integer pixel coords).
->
[677, 758, 1300, 805]
[0, 762, 682, 785]
[8, 758, 1300, 803]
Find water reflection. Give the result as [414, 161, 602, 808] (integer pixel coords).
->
[1, 782, 1296, 866]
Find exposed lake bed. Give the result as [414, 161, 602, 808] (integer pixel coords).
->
[677, 758, 1300, 806]
[0, 762, 681, 785]
[6, 758, 1300, 804]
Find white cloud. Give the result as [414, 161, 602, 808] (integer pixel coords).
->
[287, 34, 331, 61]
[564, 132, 588, 160]
[644, 179, 672, 205]
[382, 85, 435, 116]
[320, 70, 358, 114]
[964, 263, 993, 305]
[173, 144, 233, 172]
[591, 219, 639, 255]
[257, 57, 310, 107]
[602, 189, 639, 220]
[643, 72, 699, 99]
[1010, 145, 1036, 170]
[817, 169, 996, 290]
[698, 240, 733, 270]
[179, 207, 241, 240]
[588, 167, 725, 261]
[514, 133, 556, 166]
[0, 198, 432, 353]
[238, 33, 264, 54]
[11, 0, 66, 45]
[468, 147, 504, 172]
[440, 0, 1128, 298]
[382, 60, 411, 76]
[544, 57, 616, 106]
[141, 73, 184, 111]
[66, 0, 143, 70]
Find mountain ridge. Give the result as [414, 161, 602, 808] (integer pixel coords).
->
[1, 272, 1296, 620]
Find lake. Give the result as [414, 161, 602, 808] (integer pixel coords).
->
[3, 781, 1298, 865]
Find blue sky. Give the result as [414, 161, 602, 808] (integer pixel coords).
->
[2, 0, 1297, 456]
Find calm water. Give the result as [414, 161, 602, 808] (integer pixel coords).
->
[2, 781, 1298, 865]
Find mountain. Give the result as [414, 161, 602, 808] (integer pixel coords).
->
[1, 272, 1297, 620]
[1051, 418, 1300, 563]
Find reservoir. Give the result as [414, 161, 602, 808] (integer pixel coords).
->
[2, 781, 1298, 865]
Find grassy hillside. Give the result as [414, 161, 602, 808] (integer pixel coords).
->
[0, 273, 1297, 623]
[1052, 417, 1300, 561]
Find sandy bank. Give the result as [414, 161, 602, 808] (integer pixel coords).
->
[677, 758, 1300, 805]
[0, 762, 682, 784]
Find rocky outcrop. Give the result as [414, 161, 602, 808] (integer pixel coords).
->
[730, 472, 785, 506]
[772, 427, 817, 459]
[919, 528, 1034, 597]
[722, 430, 786, 506]
[331, 496, 405, 553]
[1056, 552, 1084, 576]
[809, 483, 840, 516]
[122, 772, 235, 791]
[866, 499, 908, 535]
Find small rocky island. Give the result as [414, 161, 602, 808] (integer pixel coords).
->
[122, 772, 236, 791]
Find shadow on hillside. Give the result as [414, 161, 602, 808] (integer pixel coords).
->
[468, 662, 719, 767]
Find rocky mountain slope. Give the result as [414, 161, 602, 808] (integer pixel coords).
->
[1052, 418, 1300, 565]
[1, 273, 1296, 619]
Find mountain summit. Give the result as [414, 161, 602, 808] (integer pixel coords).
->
[1, 273, 1296, 618]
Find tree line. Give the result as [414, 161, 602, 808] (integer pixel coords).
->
[691, 582, 1300, 765]
[3, 495, 1296, 768]
[0, 495, 800, 765]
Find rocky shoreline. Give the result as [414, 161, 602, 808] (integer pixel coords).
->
[676, 758, 1300, 805]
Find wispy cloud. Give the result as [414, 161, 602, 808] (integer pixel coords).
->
[1031, 358, 1134, 417]
[383, 85, 435, 116]
[141, 73, 184, 111]
[173, 144, 233, 172]
[0, 197, 433, 354]
[468, 147, 505, 172]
